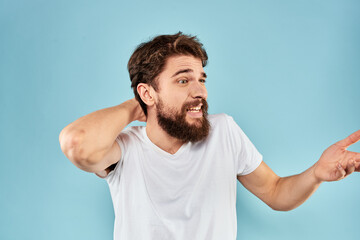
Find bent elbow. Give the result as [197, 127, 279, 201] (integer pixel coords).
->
[59, 128, 104, 172]
[269, 203, 297, 212]
[59, 128, 89, 165]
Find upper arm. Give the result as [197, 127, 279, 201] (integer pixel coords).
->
[60, 126, 122, 176]
[237, 161, 280, 207]
[90, 140, 121, 178]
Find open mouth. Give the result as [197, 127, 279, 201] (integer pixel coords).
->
[186, 105, 202, 113]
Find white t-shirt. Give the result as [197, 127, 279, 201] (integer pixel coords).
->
[105, 114, 262, 240]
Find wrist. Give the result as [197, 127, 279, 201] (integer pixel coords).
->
[119, 98, 142, 123]
[308, 164, 323, 185]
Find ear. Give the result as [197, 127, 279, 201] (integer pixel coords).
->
[137, 83, 155, 106]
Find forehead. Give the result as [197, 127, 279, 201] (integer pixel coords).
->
[162, 55, 204, 75]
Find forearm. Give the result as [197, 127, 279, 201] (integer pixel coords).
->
[59, 99, 138, 165]
[270, 164, 322, 211]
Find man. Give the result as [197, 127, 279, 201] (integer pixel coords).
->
[59, 32, 360, 239]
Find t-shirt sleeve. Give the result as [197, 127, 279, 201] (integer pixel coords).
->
[225, 115, 263, 176]
[104, 134, 125, 185]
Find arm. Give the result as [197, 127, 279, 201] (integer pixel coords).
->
[59, 98, 145, 175]
[238, 130, 360, 211]
[238, 161, 321, 211]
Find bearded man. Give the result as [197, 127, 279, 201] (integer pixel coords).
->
[59, 32, 360, 240]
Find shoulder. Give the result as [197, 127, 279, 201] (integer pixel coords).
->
[208, 113, 236, 129]
[113, 126, 146, 153]
[122, 125, 144, 134]
[99, 126, 145, 180]
[118, 126, 145, 142]
[208, 113, 229, 123]
[206, 113, 239, 140]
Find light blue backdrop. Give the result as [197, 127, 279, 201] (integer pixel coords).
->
[1, 0, 359, 239]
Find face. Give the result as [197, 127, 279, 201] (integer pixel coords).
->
[153, 55, 210, 142]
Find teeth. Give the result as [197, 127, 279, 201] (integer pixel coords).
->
[188, 106, 201, 112]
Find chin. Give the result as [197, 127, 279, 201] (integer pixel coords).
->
[186, 116, 203, 123]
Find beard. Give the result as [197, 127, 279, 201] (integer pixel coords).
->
[156, 98, 210, 143]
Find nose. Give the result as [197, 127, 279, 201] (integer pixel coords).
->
[190, 81, 207, 100]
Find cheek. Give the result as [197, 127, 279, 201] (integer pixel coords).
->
[157, 84, 190, 107]
[163, 92, 187, 105]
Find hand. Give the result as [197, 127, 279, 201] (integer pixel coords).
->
[123, 98, 146, 122]
[314, 130, 360, 182]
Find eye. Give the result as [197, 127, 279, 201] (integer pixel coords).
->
[178, 79, 188, 84]
[199, 79, 206, 83]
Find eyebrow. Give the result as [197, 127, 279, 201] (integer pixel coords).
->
[171, 68, 207, 78]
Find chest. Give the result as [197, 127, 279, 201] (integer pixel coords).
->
[121, 143, 237, 220]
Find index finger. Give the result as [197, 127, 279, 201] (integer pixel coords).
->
[335, 130, 360, 148]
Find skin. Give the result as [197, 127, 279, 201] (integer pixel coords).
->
[59, 55, 360, 210]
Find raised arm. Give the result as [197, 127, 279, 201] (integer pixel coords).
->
[59, 98, 145, 176]
[238, 130, 360, 211]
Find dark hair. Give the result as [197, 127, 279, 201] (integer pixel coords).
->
[127, 32, 208, 116]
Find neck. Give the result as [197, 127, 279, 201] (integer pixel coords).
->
[145, 115, 185, 155]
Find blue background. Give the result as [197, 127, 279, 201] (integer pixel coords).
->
[1, 0, 359, 239]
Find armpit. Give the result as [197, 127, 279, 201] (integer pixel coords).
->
[95, 162, 118, 178]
